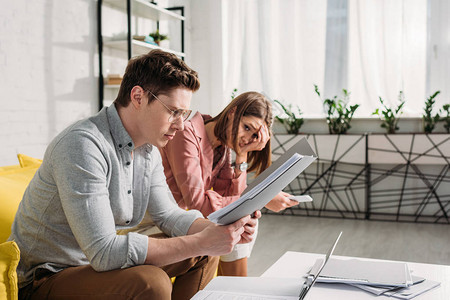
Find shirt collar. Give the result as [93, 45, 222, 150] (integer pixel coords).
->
[106, 104, 135, 151]
[189, 111, 211, 140]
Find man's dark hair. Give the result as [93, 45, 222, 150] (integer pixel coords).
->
[115, 49, 200, 107]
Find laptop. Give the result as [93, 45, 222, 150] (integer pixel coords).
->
[191, 231, 343, 300]
[299, 231, 342, 299]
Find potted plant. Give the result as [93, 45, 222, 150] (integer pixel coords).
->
[442, 104, 450, 133]
[314, 85, 359, 134]
[149, 29, 168, 46]
[422, 91, 441, 133]
[372, 91, 405, 134]
[273, 99, 304, 134]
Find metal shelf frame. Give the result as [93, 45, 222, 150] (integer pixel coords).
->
[264, 133, 450, 224]
[97, 0, 185, 111]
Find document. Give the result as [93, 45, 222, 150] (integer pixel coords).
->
[309, 258, 440, 299]
[208, 138, 317, 225]
[311, 257, 413, 287]
[383, 279, 441, 299]
[350, 275, 425, 296]
[190, 277, 301, 300]
[192, 291, 298, 300]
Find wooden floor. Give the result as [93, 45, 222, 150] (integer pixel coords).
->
[248, 214, 450, 276]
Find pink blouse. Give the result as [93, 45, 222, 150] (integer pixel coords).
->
[160, 112, 247, 217]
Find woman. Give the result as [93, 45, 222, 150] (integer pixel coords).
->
[160, 91, 298, 276]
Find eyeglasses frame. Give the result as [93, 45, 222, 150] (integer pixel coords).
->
[147, 91, 192, 123]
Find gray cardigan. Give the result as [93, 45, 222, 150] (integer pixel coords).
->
[9, 104, 203, 288]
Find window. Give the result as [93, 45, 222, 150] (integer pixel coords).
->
[222, 0, 448, 118]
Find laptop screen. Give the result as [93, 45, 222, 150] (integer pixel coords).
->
[299, 231, 343, 299]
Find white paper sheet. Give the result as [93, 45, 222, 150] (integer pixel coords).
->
[384, 279, 441, 299]
[190, 277, 302, 300]
[289, 195, 313, 203]
[314, 258, 411, 287]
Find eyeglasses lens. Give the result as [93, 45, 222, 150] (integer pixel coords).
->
[168, 110, 191, 123]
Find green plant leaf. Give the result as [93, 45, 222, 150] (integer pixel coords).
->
[316, 85, 359, 134]
[149, 29, 169, 42]
[374, 92, 405, 134]
[274, 99, 304, 134]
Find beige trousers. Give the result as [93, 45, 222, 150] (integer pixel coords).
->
[20, 233, 219, 300]
[20, 255, 219, 300]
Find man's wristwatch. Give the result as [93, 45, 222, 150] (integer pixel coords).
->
[232, 162, 248, 172]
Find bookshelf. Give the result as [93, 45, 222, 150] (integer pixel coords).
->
[97, 0, 185, 110]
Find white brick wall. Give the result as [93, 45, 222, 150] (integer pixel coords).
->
[0, 0, 98, 165]
[0, 0, 196, 166]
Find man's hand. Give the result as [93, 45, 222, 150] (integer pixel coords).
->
[265, 192, 299, 212]
[145, 212, 262, 266]
[239, 210, 260, 244]
[194, 211, 261, 256]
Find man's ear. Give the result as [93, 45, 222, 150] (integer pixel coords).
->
[130, 86, 145, 109]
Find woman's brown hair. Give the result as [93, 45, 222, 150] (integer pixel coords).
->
[206, 91, 273, 175]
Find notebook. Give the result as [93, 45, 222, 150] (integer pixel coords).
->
[208, 137, 317, 225]
[191, 232, 343, 300]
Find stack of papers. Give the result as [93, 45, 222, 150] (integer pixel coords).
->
[309, 258, 441, 299]
[381, 278, 441, 299]
[313, 258, 413, 286]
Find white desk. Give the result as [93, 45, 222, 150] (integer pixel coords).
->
[262, 251, 449, 299]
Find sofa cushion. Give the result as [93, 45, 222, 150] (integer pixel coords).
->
[0, 241, 20, 300]
[0, 166, 39, 243]
[17, 154, 43, 168]
[0, 165, 21, 174]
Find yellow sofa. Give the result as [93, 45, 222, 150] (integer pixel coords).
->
[0, 154, 210, 299]
[0, 154, 41, 300]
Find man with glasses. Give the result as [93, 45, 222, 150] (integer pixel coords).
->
[10, 49, 259, 300]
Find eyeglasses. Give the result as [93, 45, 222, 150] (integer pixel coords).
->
[148, 91, 192, 123]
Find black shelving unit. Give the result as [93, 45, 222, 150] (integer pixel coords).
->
[97, 0, 185, 111]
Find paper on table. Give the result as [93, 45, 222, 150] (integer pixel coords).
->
[313, 258, 412, 287]
[192, 290, 299, 300]
[190, 277, 302, 300]
[383, 279, 441, 299]
[350, 275, 425, 296]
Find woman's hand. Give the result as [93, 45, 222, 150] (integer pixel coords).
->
[239, 124, 270, 154]
[265, 192, 299, 212]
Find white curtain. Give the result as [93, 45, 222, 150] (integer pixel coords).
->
[222, 0, 447, 118]
[348, 0, 427, 117]
[426, 0, 450, 110]
[222, 0, 328, 117]
[323, 0, 349, 100]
